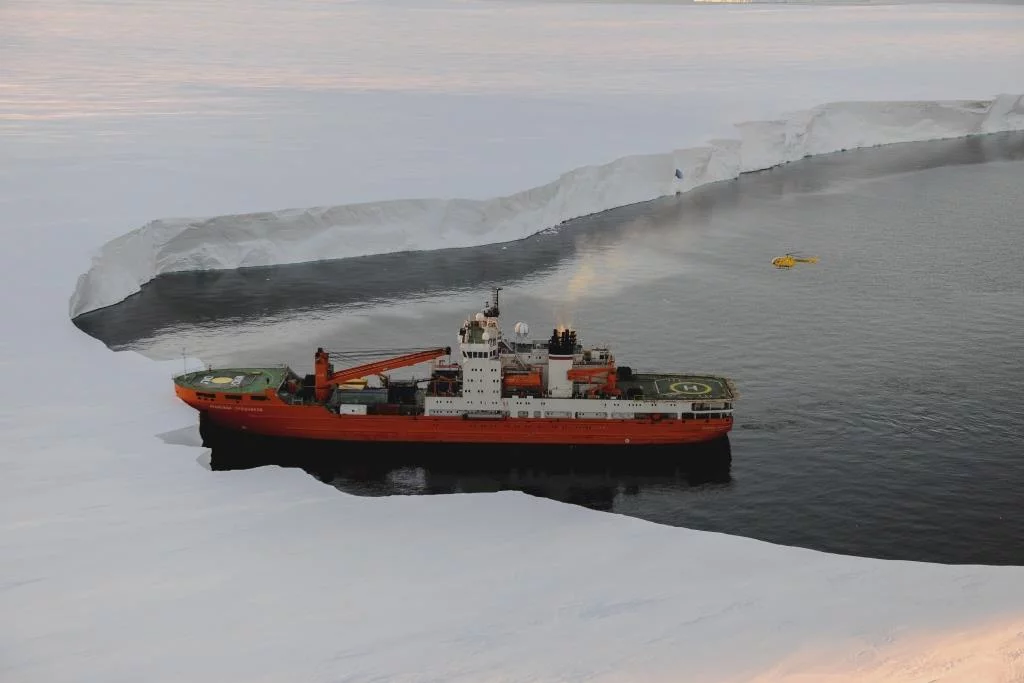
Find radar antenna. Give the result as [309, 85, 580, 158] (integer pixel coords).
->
[483, 286, 503, 318]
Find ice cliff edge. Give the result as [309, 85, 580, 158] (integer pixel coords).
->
[69, 94, 1024, 318]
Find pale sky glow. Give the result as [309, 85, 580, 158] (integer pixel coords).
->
[2, 0, 1023, 125]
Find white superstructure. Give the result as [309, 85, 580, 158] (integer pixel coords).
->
[423, 290, 735, 422]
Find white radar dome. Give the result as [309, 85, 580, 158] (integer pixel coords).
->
[514, 321, 529, 336]
[475, 312, 485, 322]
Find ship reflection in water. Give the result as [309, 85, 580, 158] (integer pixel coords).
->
[209, 436, 732, 512]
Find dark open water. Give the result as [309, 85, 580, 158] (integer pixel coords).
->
[75, 133, 1024, 565]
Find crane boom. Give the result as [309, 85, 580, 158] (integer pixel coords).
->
[314, 346, 450, 402]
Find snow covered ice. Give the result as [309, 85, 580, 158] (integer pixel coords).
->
[5, 0, 1024, 680]
[69, 95, 1024, 317]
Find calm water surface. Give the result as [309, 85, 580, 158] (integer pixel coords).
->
[78, 134, 1024, 565]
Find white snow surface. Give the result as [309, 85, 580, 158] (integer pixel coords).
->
[7, 412, 1024, 683]
[5, 0, 1024, 680]
[5, 333, 1024, 683]
[69, 94, 1024, 316]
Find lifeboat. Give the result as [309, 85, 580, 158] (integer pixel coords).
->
[503, 370, 543, 393]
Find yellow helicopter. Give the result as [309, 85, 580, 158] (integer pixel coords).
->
[772, 252, 819, 269]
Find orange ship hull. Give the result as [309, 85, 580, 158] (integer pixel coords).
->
[180, 389, 732, 446]
[174, 291, 738, 448]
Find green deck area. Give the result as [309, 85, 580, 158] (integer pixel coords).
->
[173, 367, 733, 401]
[619, 373, 735, 401]
[174, 367, 292, 394]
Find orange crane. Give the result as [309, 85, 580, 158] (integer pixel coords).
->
[314, 346, 450, 402]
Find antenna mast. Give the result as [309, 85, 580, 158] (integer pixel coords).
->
[484, 286, 503, 317]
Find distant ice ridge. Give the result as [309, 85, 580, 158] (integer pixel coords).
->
[69, 94, 1024, 317]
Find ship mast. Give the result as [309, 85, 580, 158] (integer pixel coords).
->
[482, 286, 502, 318]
